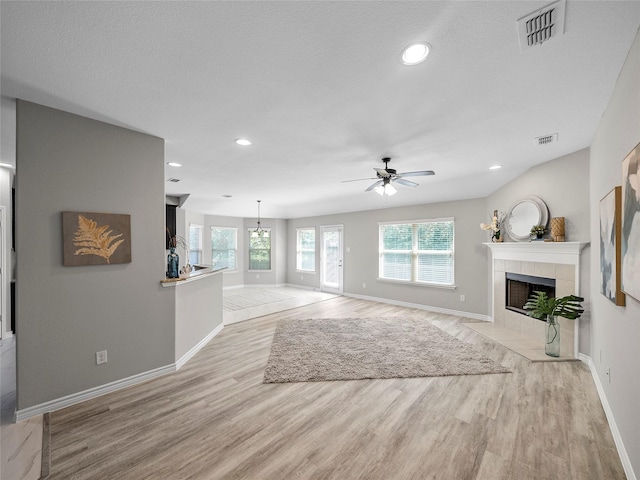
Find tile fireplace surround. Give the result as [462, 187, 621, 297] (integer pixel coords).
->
[482, 242, 588, 361]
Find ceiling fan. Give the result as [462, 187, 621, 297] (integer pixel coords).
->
[342, 157, 435, 196]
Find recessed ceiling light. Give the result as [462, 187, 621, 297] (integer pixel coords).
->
[235, 138, 252, 146]
[0, 162, 15, 169]
[167, 162, 182, 167]
[489, 165, 502, 170]
[402, 43, 431, 65]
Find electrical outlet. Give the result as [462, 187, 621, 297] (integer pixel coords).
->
[460, 295, 466, 302]
[256, 274, 259, 279]
[96, 350, 108, 365]
[362, 283, 366, 289]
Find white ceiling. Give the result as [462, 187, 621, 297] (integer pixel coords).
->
[2, 1, 639, 218]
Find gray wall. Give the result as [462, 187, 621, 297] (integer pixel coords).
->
[287, 199, 489, 317]
[16, 101, 174, 410]
[486, 148, 592, 354]
[590, 29, 640, 477]
[487, 149, 590, 243]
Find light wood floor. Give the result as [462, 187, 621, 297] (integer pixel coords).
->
[48, 297, 625, 479]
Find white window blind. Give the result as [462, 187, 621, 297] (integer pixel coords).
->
[379, 220, 454, 286]
[189, 224, 203, 265]
[211, 227, 237, 270]
[296, 228, 316, 272]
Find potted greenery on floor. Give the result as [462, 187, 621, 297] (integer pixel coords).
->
[523, 292, 584, 357]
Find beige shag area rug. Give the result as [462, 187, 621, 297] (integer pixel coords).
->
[263, 317, 510, 383]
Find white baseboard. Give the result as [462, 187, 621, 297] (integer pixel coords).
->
[16, 364, 175, 422]
[175, 323, 224, 370]
[283, 283, 321, 292]
[223, 283, 288, 291]
[343, 292, 492, 321]
[16, 324, 225, 422]
[580, 353, 636, 480]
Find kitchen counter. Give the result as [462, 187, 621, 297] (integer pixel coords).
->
[160, 265, 226, 287]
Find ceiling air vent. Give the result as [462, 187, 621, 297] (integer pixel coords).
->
[167, 178, 181, 183]
[535, 133, 558, 146]
[517, 0, 565, 50]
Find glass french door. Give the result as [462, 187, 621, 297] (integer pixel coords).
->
[320, 225, 343, 294]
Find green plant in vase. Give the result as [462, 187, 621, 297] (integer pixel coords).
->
[530, 224, 547, 239]
[480, 210, 506, 242]
[523, 291, 584, 357]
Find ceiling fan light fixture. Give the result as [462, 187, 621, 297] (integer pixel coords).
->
[402, 43, 430, 65]
[375, 182, 397, 196]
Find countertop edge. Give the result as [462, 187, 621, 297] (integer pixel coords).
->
[160, 267, 227, 287]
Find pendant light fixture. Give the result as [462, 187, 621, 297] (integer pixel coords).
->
[253, 200, 264, 236]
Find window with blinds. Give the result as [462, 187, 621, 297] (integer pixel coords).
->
[379, 219, 454, 286]
[248, 229, 271, 271]
[296, 227, 316, 272]
[189, 224, 203, 265]
[211, 227, 237, 271]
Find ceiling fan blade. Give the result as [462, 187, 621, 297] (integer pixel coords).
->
[341, 177, 378, 183]
[398, 170, 435, 177]
[365, 180, 383, 192]
[374, 168, 391, 178]
[394, 178, 419, 187]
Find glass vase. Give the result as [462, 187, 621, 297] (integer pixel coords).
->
[545, 315, 560, 357]
[167, 247, 179, 278]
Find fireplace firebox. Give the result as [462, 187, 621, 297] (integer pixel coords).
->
[505, 272, 556, 317]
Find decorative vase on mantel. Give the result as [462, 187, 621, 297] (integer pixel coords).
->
[545, 315, 560, 357]
[492, 235, 504, 243]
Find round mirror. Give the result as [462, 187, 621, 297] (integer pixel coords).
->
[506, 196, 549, 241]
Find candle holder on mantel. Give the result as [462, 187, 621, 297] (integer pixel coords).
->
[551, 217, 565, 242]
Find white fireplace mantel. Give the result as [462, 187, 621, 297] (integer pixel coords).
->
[484, 241, 589, 264]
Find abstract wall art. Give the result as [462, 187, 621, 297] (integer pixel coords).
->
[599, 187, 625, 305]
[62, 211, 131, 266]
[621, 141, 640, 302]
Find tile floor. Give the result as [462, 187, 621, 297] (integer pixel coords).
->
[223, 286, 338, 325]
[1, 336, 44, 480]
[464, 321, 578, 362]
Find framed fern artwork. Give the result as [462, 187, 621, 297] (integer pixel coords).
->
[62, 211, 131, 266]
